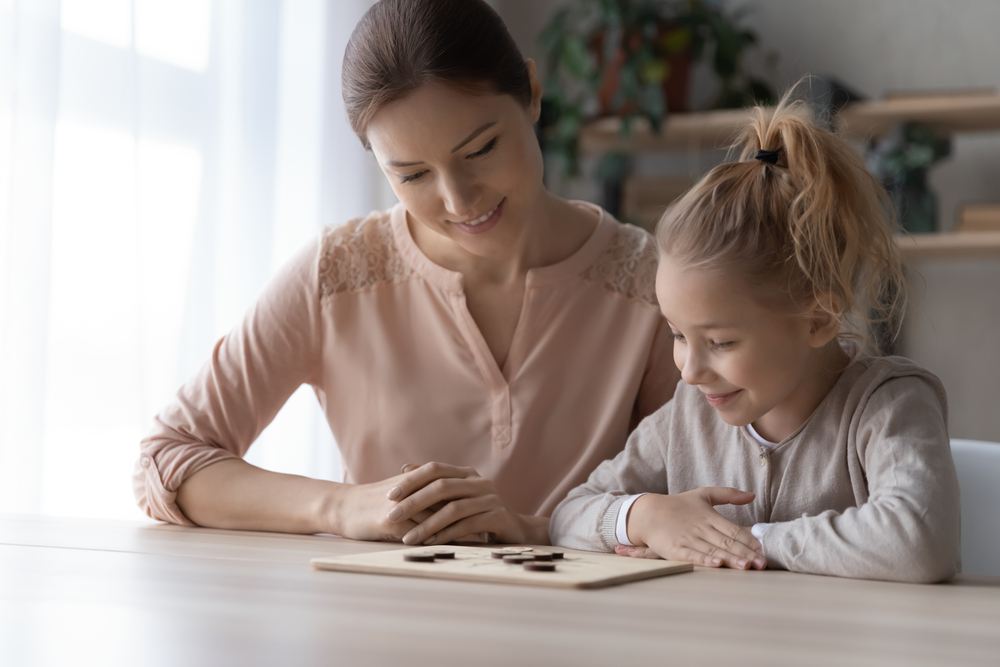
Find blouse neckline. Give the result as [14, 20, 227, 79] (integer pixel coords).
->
[390, 201, 616, 293]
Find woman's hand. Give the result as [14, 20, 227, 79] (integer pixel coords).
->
[384, 462, 550, 546]
[331, 471, 437, 542]
[624, 488, 767, 570]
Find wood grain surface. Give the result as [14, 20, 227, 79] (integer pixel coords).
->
[2, 515, 998, 667]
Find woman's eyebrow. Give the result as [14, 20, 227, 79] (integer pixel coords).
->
[384, 121, 499, 168]
[451, 121, 497, 153]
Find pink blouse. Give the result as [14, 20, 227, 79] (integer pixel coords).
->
[133, 202, 679, 525]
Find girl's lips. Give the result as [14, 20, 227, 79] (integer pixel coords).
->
[705, 389, 743, 408]
[454, 199, 504, 235]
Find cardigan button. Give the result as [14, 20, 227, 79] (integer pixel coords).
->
[141, 457, 150, 468]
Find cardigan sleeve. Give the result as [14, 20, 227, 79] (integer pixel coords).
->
[132, 237, 325, 525]
[762, 374, 961, 583]
[550, 400, 675, 552]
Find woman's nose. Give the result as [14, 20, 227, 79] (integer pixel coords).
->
[439, 172, 479, 219]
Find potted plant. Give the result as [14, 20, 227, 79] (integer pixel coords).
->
[539, 0, 775, 186]
[866, 123, 951, 234]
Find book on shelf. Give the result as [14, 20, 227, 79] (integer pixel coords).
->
[958, 204, 1000, 233]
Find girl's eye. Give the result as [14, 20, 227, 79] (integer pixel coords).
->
[670, 333, 685, 343]
[469, 137, 497, 158]
[399, 171, 426, 184]
[711, 341, 735, 350]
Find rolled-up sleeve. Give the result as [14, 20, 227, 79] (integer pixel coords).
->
[133, 238, 325, 524]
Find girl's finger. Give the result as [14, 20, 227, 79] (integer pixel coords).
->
[703, 521, 763, 565]
[401, 495, 495, 545]
[675, 542, 725, 568]
[627, 546, 661, 560]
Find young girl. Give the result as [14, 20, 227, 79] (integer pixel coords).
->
[549, 92, 961, 583]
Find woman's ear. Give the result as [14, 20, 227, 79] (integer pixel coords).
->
[525, 59, 543, 123]
[806, 293, 843, 348]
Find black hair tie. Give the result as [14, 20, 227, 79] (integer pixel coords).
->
[754, 149, 780, 165]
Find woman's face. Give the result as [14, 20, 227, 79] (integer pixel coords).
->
[366, 75, 544, 259]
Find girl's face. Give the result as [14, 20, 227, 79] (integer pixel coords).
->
[655, 254, 841, 442]
[366, 75, 544, 259]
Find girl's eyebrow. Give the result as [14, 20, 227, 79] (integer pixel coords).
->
[384, 121, 498, 168]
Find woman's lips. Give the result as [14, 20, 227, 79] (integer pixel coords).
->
[705, 389, 743, 408]
[454, 199, 504, 235]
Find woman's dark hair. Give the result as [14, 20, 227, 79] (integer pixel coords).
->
[343, 0, 532, 148]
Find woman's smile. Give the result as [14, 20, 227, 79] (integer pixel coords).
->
[453, 198, 504, 235]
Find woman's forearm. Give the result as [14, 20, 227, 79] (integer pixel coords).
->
[175, 458, 344, 535]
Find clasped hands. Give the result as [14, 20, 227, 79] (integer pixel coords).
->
[337, 462, 542, 546]
[616, 488, 768, 570]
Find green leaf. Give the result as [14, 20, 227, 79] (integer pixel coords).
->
[562, 36, 591, 79]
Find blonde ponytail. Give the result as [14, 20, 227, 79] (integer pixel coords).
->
[656, 82, 905, 355]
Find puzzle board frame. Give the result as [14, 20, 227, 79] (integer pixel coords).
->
[311, 545, 692, 589]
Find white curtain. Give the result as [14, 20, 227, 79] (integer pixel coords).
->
[0, 0, 385, 521]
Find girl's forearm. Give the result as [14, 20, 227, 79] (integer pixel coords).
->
[175, 458, 344, 535]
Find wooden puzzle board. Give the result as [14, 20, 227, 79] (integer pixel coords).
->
[310, 546, 692, 589]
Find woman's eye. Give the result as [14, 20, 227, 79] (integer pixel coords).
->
[670, 333, 685, 342]
[399, 171, 426, 184]
[712, 341, 735, 350]
[469, 137, 497, 158]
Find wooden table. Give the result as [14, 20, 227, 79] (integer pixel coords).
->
[2, 515, 998, 666]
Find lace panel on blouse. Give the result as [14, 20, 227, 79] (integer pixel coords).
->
[581, 223, 659, 308]
[318, 212, 414, 299]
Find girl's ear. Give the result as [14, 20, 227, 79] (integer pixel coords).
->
[806, 293, 843, 348]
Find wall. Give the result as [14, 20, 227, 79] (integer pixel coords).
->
[499, 0, 1000, 441]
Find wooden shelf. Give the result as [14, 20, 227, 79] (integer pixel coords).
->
[578, 109, 755, 154]
[838, 94, 1000, 139]
[578, 93, 1000, 155]
[896, 232, 1000, 261]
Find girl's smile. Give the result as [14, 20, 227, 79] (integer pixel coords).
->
[704, 389, 743, 408]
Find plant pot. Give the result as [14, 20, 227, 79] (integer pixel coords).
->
[591, 24, 694, 117]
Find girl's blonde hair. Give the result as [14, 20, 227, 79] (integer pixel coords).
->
[656, 84, 905, 356]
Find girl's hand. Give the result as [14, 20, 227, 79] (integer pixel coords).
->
[626, 488, 767, 570]
[384, 462, 550, 546]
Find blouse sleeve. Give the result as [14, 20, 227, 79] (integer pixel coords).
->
[549, 401, 675, 552]
[132, 237, 325, 525]
[633, 317, 680, 426]
[762, 374, 961, 583]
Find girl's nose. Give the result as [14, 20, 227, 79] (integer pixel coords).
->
[681, 348, 710, 386]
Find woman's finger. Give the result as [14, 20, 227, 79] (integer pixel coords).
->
[387, 477, 488, 524]
[386, 462, 476, 502]
[416, 507, 502, 547]
[401, 495, 496, 545]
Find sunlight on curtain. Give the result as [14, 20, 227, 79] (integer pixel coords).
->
[0, 0, 381, 521]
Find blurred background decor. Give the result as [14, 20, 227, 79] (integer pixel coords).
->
[867, 122, 952, 234]
[538, 0, 775, 216]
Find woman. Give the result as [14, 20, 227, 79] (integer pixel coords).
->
[133, 0, 679, 547]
